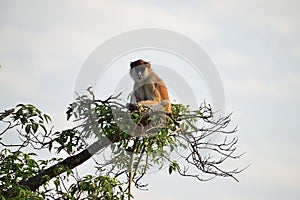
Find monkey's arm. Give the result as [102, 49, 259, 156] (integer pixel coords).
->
[129, 91, 136, 104]
[137, 83, 171, 113]
[137, 100, 170, 112]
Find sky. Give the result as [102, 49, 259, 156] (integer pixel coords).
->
[0, 0, 300, 199]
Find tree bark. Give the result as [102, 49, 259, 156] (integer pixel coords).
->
[20, 139, 110, 191]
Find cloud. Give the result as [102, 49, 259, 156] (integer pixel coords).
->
[0, 0, 221, 111]
[225, 73, 300, 101]
[216, 48, 250, 69]
[201, 0, 300, 36]
[244, 141, 300, 191]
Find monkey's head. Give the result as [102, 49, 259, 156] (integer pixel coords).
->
[130, 59, 151, 82]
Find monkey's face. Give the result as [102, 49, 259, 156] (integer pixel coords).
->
[130, 65, 150, 82]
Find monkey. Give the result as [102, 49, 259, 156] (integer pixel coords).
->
[127, 60, 174, 196]
[129, 59, 171, 113]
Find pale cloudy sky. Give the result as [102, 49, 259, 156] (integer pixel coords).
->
[0, 0, 300, 199]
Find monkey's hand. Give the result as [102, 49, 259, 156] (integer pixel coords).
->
[150, 100, 170, 111]
[126, 103, 139, 112]
[137, 100, 170, 113]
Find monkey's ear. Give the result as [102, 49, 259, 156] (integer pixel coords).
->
[130, 62, 134, 68]
[130, 61, 138, 68]
[144, 61, 151, 68]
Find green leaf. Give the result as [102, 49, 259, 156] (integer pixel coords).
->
[168, 161, 180, 174]
[28, 152, 37, 156]
[54, 178, 59, 189]
[16, 103, 25, 108]
[43, 114, 51, 123]
[168, 165, 173, 174]
[25, 124, 31, 134]
[66, 105, 73, 121]
[20, 117, 27, 125]
[32, 123, 38, 133]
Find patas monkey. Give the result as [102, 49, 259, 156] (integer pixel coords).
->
[129, 59, 171, 113]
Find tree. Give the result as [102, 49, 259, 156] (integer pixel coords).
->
[0, 91, 245, 199]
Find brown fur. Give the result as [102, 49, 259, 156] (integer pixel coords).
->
[130, 59, 171, 113]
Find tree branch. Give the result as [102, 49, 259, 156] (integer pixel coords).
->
[0, 108, 14, 120]
[19, 138, 111, 192]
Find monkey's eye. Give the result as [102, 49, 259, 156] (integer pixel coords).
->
[136, 67, 145, 73]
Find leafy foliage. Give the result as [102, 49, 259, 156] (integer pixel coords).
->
[0, 92, 244, 199]
[0, 149, 43, 199]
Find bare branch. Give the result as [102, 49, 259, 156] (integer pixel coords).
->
[0, 108, 14, 120]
